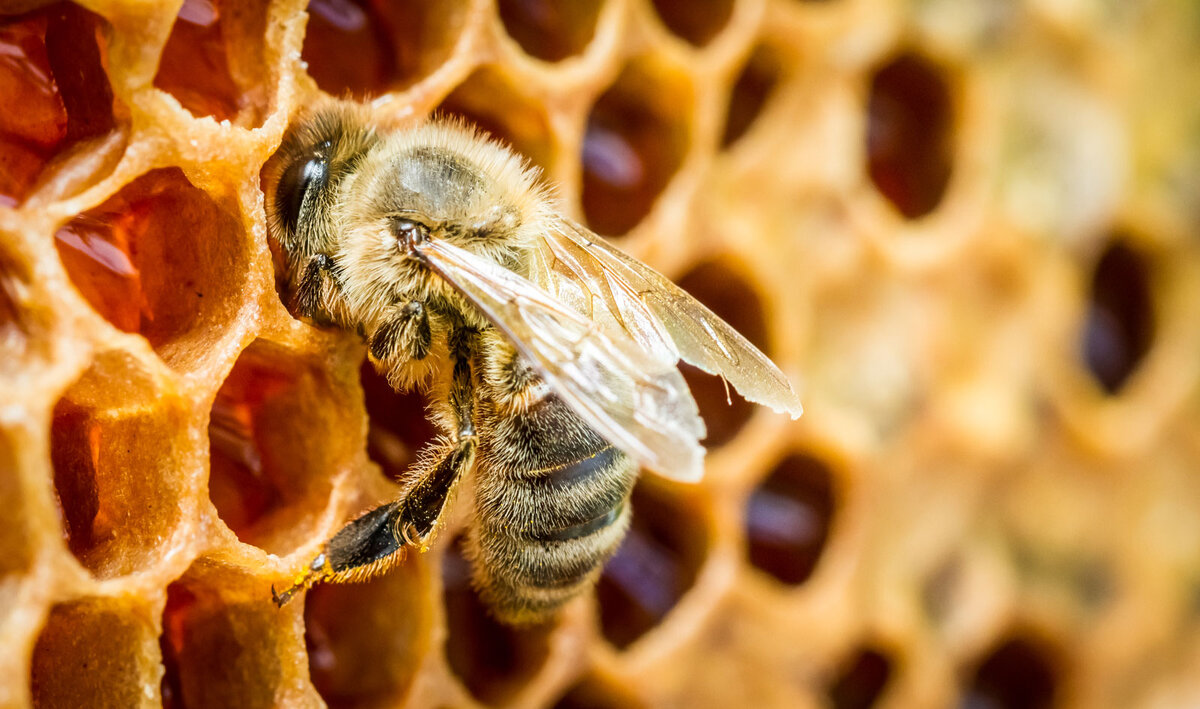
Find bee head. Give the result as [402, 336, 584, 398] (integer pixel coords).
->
[265, 104, 378, 268]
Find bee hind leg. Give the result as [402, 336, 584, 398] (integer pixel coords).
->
[271, 435, 477, 607]
[273, 332, 477, 607]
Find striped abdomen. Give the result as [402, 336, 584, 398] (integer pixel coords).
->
[470, 391, 638, 624]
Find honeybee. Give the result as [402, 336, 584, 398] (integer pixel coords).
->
[264, 104, 802, 623]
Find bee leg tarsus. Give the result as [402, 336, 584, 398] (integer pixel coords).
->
[271, 584, 294, 608]
[272, 549, 332, 607]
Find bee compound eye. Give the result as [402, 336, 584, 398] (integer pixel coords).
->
[276, 151, 330, 235]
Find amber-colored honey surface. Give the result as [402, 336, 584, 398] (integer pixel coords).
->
[2, 1, 1200, 708]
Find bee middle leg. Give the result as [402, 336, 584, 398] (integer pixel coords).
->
[273, 327, 477, 606]
[368, 301, 431, 362]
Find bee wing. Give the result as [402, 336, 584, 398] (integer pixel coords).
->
[415, 238, 707, 482]
[532, 218, 803, 419]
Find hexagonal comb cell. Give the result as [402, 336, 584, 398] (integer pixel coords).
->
[50, 352, 190, 579]
[1081, 239, 1154, 394]
[828, 647, 893, 709]
[361, 361, 437, 483]
[443, 537, 554, 705]
[153, 0, 269, 123]
[0, 3, 119, 206]
[439, 66, 556, 175]
[496, 0, 602, 62]
[160, 568, 302, 708]
[552, 673, 646, 709]
[866, 51, 954, 219]
[962, 635, 1060, 709]
[582, 59, 691, 236]
[31, 598, 160, 708]
[54, 168, 248, 371]
[596, 481, 708, 649]
[722, 44, 782, 148]
[650, 0, 733, 47]
[302, 0, 469, 97]
[209, 340, 357, 554]
[675, 260, 768, 448]
[304, 555, 433, 708]
[745, 453, 834, 585]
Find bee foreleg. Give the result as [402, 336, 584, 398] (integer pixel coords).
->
[368, 301, 431, 362]
[292, 253, 341, 323]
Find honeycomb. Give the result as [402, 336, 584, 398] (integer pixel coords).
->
[2, 0, 1199, 707]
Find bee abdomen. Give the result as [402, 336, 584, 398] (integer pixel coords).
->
[473, 397, 639, 623]
[469, 499, 632, 623]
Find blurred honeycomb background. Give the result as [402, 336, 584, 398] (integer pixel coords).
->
[2, 0, 1199, 707]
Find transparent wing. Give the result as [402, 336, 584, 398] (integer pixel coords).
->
[415, 238, 707, 482]
[529, 218, 803, 419]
